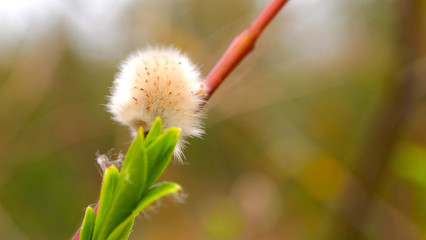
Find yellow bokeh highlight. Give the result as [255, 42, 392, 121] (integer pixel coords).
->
[299, 155, 346, 201]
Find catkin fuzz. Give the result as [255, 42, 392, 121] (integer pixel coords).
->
[107, 46, 204, 158]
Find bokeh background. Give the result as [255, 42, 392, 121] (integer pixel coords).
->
[0, 0, 425, 239]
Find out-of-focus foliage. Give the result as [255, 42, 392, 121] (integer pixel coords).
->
[0, 0, 425, 240]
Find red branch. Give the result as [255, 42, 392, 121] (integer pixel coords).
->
[202, 0, 289, 100]
[72, 1, 288, 239]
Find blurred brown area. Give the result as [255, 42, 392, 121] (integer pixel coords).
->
[0, 0, 425, 239]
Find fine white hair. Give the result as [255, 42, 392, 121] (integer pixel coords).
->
[107, 46, 204, 159]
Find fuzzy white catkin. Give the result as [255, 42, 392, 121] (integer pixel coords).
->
[107, 46, 204, 159]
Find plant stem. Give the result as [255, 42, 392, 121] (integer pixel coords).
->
[201, 0, 289, 101]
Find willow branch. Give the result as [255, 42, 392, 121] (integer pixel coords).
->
[72, 1, 289, 239]
[201, 0, 289, 101]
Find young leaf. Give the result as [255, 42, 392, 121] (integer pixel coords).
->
[105, 217, 134, 240]
[133, 181, 182, 216]
[80, 207, 96, 240]
[107, 182, 182, 240]
[103, 129, 179, 240]
[92, 166, 120, 239]
[144, 117, 163, 148]
[119, 128, 148, 199]
[95, 129, 148, 240]
[145, 128, 180, 187]
[79, 117, 183, 240]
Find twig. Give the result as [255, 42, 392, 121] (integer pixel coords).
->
[201, 0, 289, 101]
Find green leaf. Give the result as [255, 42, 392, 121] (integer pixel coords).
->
[95, 130, 148, 240]
[105, 218, 134, 240]
[92, 166, 120, 239]
[106, 182, 182, 240]
[144, 117, 163, 148]
[119, 128, 148, 199]
[87, 117, 182, 240]
[80, 207, 96, 240]
[145, 128, 180, 187]
[133, 181, 182, 214]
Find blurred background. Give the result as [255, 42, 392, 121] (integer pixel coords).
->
[0, 0, 425, 239]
